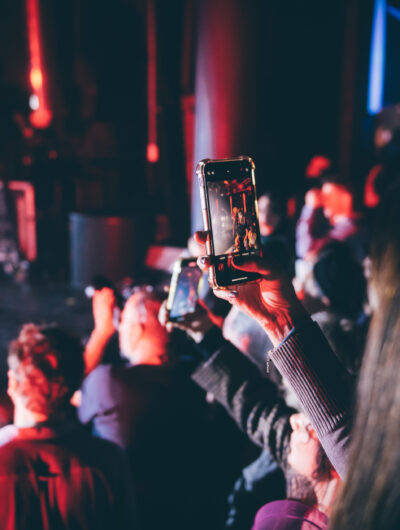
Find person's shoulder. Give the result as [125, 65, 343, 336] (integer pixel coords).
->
[0, 426, 29, 475]
[83, 363, 127, 390]
[0, 424, 18, 448]
[85, 363, 114, 381]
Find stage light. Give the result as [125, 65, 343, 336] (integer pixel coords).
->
[30, 68, 42, 91]
[29, 94, 39, 110]
[30, 108, 53, 129]
[147, 0, 158, 165]
[387, 5, 400, 21]
[368, 0, 387, 114]
[147, 143, 159, 163]
[26, 0, 52, 128]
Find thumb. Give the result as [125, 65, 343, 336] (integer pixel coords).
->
[231, 256, 272, 276]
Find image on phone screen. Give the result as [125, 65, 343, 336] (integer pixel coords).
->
[206, 165, 260, 257]
[169, 263, 203, 320]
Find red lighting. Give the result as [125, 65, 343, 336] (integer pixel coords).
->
[26, 0, 52, 129]
[147, 143, 159, 163]
[147, 0, 158, 164]
[364, 164, 381, 208]
[305, 156, 332, 179]
[287, 197, 297, 219]
[30, 108, 53, 129]
[22, 127, 34, 139]
[30, 67, 43, 90]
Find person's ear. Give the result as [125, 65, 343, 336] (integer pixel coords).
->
[297, 429, 311, 444]
[308, 424, 319, 441]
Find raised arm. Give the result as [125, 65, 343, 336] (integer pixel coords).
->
[195, 231, 353, 477]
[84, 288, 116, 374]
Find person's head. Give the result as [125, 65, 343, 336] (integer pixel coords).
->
[321, 182, 354, 221]
[119, 286, 169, 365]
[7, 324, 84, 418]
[288, 413, 335, 483]
[312, 241, 366, 319]
[258, 191, 286, 236]
[332, 183, 400, 529]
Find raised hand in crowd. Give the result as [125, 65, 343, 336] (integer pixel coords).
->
[84, 287, 117, 374]
[194, 231, 307, 346]
[159, 297, 217, 344]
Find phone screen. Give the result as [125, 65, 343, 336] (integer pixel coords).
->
[204, 158, 261, 286]
[169, 261, 203, 321]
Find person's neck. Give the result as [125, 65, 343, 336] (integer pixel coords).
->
[13, 403, 48, 428]
[313, 476, 341, 517]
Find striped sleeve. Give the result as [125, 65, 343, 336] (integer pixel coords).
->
[269, 319, 352, 478]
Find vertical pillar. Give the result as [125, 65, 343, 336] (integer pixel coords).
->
[191, 0, 258, 231]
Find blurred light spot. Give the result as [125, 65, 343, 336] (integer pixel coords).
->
[29, 94, 39, 110]
[147, 142, 159, 163]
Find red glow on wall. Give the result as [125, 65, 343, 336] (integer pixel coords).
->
[147, 0, 158, 163]
[29, 108, 52, 129]
[147, 143, 160, 163]
[26, 0, 52, 128]
[287, 197, 297, 219]
[30, 67, 43, 90]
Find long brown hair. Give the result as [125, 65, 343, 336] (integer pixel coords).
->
[332, 189, 400, 529]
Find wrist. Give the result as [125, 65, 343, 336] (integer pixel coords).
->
[93, 325, 115, 339]
[263, 305, 308, 346]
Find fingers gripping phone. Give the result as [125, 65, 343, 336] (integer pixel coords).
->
[197, 156, 262, 288]
[167, 258, 204, 322]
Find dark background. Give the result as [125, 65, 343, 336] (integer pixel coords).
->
[0, 0, 394, 277]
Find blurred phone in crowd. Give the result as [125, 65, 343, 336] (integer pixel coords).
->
[197, 156, 261, 288]
[167, 258, 204, 322]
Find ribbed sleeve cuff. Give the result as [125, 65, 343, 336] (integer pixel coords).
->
[269, 319, 350, 436]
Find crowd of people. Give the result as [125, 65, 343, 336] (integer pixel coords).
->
[1, 134, 400, 530]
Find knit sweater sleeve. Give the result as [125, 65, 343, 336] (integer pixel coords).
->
[268, 318, 352, 478]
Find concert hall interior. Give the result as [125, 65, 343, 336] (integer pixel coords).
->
[1, 1, 400, 529]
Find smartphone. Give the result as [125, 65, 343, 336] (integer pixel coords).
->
[167, 257, 204, 322]
[197, 156, 262, 288]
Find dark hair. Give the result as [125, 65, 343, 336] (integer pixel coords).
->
[8, 324, 84, 416]
[331, 188, 400, 528]
[312, 444, 333, 483]
[313, 241, 366, 319]
[258, 190, 287, 220]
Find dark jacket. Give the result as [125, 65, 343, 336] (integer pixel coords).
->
[78, 360, 233, 530]
[0, 420, 137, 530]
[191, 330, 326, 528]
[192, 330, 295, 466]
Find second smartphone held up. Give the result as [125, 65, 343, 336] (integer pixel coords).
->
[197, 156, 262, 288]
[167, 258, 204, 322]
